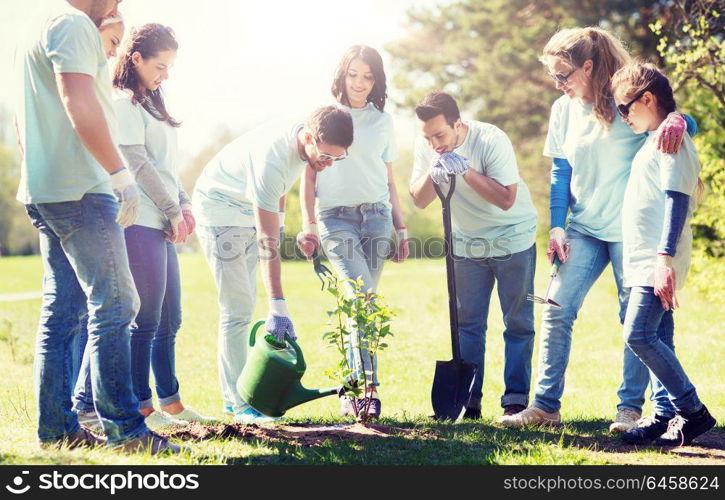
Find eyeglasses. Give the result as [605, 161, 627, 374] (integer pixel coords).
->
[548, 66, 579, 85]
[313, 139, 348, 162]
[617, 90, 647, 118]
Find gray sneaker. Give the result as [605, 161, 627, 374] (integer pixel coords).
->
[118, 431, 183, 455]
[39, 427, 105, 450]
[77, 411, 104, 434]
[356, 397, 381, 419]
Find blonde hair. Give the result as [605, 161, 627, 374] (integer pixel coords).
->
[100, 13, 124, 30]
[612, 61, 706, 205]
[541, 27, 630, 128]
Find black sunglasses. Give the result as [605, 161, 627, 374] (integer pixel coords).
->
[548, 66, 579, 85]
[617, 89, 647, 118]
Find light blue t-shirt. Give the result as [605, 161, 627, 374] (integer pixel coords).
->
[193, 120, 305, 227]
[315, 102, 397, 210]
[411, 121, 538, 258]
[622, 131, 700, 290]
[114, 91, 180, 230]
[15, 3, 115, 204]
[543, 94, 646, 242]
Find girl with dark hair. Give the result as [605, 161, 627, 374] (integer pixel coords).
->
[74, 23, 215, 430]
[500, 27, 697, 431]
[610, 62, 714, 446]
[296, 45, 409, 419]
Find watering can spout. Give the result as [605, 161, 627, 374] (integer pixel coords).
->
[282, 384, 340, 411]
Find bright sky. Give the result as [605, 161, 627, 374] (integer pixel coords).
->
[0, 0, 444, 157]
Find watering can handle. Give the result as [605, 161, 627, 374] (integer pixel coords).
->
[286, 334, 307, 372]
[249, 320, 266, 347]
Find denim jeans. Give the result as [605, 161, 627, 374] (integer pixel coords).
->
[26, 193, 146, 445]
[454, 244, 536, 409]
[198, 225, 258, 413]
[318, 203, 393, 387]
[624, 287, 700, 415]
[533, 227, 652, 414]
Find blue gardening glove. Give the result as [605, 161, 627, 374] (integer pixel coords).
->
[439, 151, 469, 175]
[110, 168, 140, 227]
[266, 298, 297, 342]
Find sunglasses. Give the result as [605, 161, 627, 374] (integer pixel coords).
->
[617, 89, 647, 118]
[548, 66, 579, 85]
[313, 139, 348, 163]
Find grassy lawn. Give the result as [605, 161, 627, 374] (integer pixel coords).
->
[0, 254, 722, 465]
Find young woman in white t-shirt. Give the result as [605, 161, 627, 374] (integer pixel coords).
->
[610, 61, 714, 446]
[500, 27, 693, 431]
[296, 45, 409, 419]
[73, 24, 215, 430]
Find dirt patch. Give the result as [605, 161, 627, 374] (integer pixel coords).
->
[159, 422, 432, 447]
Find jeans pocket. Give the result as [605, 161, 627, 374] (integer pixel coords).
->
[317, 207, 339, 221]
[37, 201, 84, 240]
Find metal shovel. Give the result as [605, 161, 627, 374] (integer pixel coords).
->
[311, 249, 334, 290]
[431, 175, 478, 422]
[527, 254, 562, 308]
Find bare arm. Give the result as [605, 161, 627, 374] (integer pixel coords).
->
[255, 206, 284, 299]
[57, 73, 124, 173]
[462, 168, 517, 210]
[300, 165, 317, 226]
[386, 162, 405, 228]
[409, 171, 437, 209]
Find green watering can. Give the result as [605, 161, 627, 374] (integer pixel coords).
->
[238, 320, 340, 417]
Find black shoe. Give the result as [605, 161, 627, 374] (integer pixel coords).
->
[463, 407, 481, 420]
[621, 414, 670, 445]
[655, 405, 716, 447]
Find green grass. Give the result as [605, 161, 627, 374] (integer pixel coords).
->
[0, 254, 722, 465]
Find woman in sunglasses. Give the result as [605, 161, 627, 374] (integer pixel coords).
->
[296, 45, 409, 419]
[500, 27, 696, 431]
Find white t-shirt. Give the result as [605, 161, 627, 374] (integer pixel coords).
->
[622, 131, 700, 289]
[193, 120, 305, 227]
[544, 94, 647, 242]
[114, 91, 180, 230]
[411, 120, 538, 258]
[315, 102, 397, 210]
[15, 3, 116, 204]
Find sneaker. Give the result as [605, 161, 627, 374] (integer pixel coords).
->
[233, 407, 276, 424]
[463, 407, 482, 420]
[503, 404, 527, 416]
[340, 396, 355, 417]
[77, 411, 104, 434]
[655, 405, 716, 447]
[168, 407, 218, 425]
[621, 414, 670, 445]
[39, 427, 105, 450]
[118, 430, 182, 455]
[609, 408, 641, 434]
[498, 405, 561, 428]
[144, 410, 189, 429]
[356, 397, 381, 419]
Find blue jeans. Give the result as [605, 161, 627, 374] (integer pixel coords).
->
[318, 203, 393, 387]
[26, 194, 146, 445]
[75, 226, 183, 410]
[534, 227, 651, 414]
[455, 244, 536, 409]
[198, 225, 259, 413]
[624, 287, 700, 415]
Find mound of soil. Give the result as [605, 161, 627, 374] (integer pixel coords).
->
[159, 422, 433, 447]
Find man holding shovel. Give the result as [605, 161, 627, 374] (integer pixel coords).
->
[409, 92, 538, 419]
[192, 106, 353, 424]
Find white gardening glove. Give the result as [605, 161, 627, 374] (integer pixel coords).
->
[265, 298, 297, 343]
[296, 220, 320, 259]
[547, 227, 569, 265]
[165, 213, 189, 244]
[439, 151, 469, 176]
[390, 227, 410, 263]
[110, 168, 140, 228]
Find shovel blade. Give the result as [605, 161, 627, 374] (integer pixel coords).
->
[431, 359, 477, 422]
